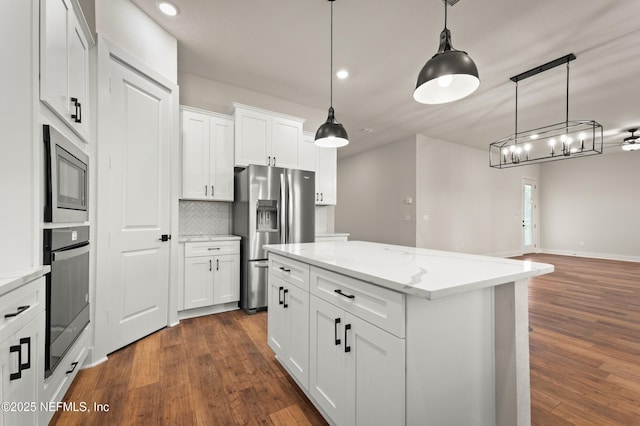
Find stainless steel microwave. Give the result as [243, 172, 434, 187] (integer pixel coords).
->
[44, 125, 89, 222]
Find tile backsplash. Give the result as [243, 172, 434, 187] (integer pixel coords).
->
[179, 200, 335, 236]
[179, 200, 232, 235]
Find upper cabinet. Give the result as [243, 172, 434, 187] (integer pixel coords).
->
[302, 132, 337, 206]
[233, 103, 304, 169]
[181, 107, 234, 201]
[41, 0, 92, 142]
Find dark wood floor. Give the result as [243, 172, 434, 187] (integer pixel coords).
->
[51, 254, 640, 425]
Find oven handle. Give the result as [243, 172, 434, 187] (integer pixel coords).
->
[52, 243, 90, 262]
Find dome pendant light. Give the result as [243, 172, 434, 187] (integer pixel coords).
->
[413, 0, 479, 105]
[315, 0, 349, 148]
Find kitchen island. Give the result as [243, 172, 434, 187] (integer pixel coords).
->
[264, 240, 553, 426]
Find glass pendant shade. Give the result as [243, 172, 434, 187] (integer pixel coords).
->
[315, 107, 349, 148]
[414, 28, 479, 104]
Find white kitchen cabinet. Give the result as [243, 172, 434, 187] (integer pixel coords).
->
[0, 276, 46, 426]
[267, 257, 310, 390]
[315, 145, 337, 205]
[309, 295, 405, 426]
[233, 103, 304, 168]
[40, 0, 91, 142]
[183, 241, 240, 310]
[181, 107, 234, 201]
[301, 132, 337, 205]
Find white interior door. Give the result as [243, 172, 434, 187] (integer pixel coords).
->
[101, 56, 172, 354]
[522, 177, 538, 254]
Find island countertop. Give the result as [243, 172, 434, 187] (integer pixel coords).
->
[264, 240, 554, 300]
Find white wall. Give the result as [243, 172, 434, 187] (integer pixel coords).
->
[178, 72, 327, 134]
[540, 151, 640, 261]
[336, 136, 417, 246]
[95, 0, 177, 83]
[415, 135, 539, 256]
[0, 0, 38, 271]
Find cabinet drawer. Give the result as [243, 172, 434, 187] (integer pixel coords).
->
[185, 241, 239, 257]
[269, 254, 310, 291]
[310, 267, 405, 338]
[0, 277, 45, 339]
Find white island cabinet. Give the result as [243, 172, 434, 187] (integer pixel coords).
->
[264, 241, 554, 426]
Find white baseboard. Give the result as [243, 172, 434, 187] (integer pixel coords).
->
[484, 250, 525, 258]
[177, 302, 240, 321]
[540, 248, 640, 263]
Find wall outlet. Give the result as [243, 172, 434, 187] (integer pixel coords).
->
[422, 214, 429, 221]
[404, 214, 411, 221]
[404, 197, 413, 205]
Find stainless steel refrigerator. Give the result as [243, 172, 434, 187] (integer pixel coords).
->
[233, 165, 315, 313]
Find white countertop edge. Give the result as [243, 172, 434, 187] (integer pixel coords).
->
[178, 234, 241, 243]
[315, 233, 350, 237]
[264, 243, 554, 300]
[0, 265, 50, 297]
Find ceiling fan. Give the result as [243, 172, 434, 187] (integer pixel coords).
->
[622, 129, 640, 151]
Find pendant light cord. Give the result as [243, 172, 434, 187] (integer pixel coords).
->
[444, 0, 448, 29]
[330, 0, 334, 108]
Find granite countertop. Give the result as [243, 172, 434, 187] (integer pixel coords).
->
[0, 266, 50, 297]
[264, 241, 554, 300]
[178, 234, 241, 243]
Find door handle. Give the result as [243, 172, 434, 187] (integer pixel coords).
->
[9, 344, 21, 380]
[279, 286, 284, 305]
[216, 259, 219, 271]
[209, 259, 212, 271]
[320, 193, 324, 202]
[159, 234, 171, 242]
[268, 156, 271, 166]
[283, 288, 289, 308]
[205, 185, 208, 196]
[344, 324, 352, 353]
[334, 318, 341, 345]
[19, 337, 31, 371]
[211, 185, 214, 197]
[335, 289, 355, 299]
[273, 157, 276, 166]
[70, 97, 82, 123]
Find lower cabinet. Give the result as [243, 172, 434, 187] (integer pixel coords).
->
[267, 274, 309, 389]
[267, 253, 406, 426]
[0, 312, 45, 426]
[309, 295, 405, 426]
[183, 241, 240, 310]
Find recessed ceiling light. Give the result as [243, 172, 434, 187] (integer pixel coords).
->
[336, 69, 349, 80]
[158, 1, 179, 16]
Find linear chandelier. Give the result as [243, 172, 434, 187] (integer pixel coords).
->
[489, 54, 603, 168]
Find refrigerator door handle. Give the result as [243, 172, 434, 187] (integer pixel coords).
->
[280, 173, 287, 244]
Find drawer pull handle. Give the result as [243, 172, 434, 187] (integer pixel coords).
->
[279, 286, 284, 305]
[9, 344, 21, 380]
[334, 289, 355, 299]
[344, 324, 352, 353]
[334, 318, 341, 345]
[66, 362, 79, 375]
[207, 247, 221, 251]
[279, 267, 291, 273]
[4, 305, 29, 318]
[283, 288, 289, 308]
[209, 259, 212, 271]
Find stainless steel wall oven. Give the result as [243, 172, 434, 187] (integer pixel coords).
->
[43, 226, 90, 378]
[43, 125, 89, 223]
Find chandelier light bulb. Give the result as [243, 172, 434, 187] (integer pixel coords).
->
[524, 144, 531, 151]
[530, 134, 539, 140]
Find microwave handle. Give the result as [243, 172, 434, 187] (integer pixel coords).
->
[52, 243, 90, 262]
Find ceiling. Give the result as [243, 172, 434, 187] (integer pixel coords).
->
[131, 0, 640, 159]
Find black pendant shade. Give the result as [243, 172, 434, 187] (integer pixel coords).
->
[316, 107, 349, 148]
[413, 2, 479, 104]
[315, 0, 349, 148]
